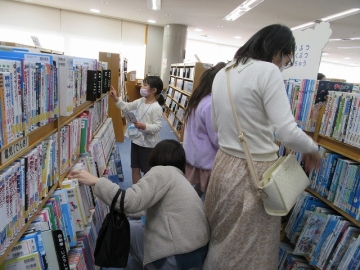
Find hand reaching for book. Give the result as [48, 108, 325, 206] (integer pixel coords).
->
[110, 85, 119, 102]
[67, 169, 99, 186]
[302, 152, 321, 174]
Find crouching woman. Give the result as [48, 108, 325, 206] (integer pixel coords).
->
[68, 140, 209, 270]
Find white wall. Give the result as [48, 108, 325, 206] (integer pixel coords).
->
[319, 61, 360, 83]
[0, 1, 146, 77]
[185, 39, 238, 65]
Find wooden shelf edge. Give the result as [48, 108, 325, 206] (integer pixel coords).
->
[0, 182, 59, 265]
[169, 85, 191, 96]
[305, 187, 360, 227]
[59, 101, 94, 127]
[316, 135, 360, 162]
[59, 155, 82, 183]
[0, 122, 58, 170]
[163, 114, 181, 141]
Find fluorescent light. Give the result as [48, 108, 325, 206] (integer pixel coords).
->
[147, 20, 156, 23]
[233, 36, 242, 39]
[223, 0, 265, 21]
[338, 46, 360, 49]
[350, 37, 360, 40]
[321, 8, 360, 22]
[291, 22, 315, 31]
[322, 53, 329, 55]
[344, 57, 351, 60]
[147, 0, 161, 10]
[329, 38, 342, 42]
[194, 28, 203, 32]
[90, 9, 100, 13]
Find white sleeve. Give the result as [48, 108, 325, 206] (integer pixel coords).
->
[115, 98, 144, 112]
[260, 66, 318, 153]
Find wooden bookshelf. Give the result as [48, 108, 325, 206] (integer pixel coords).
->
[164, 62, 211, 142]
[99, 52, 126, 142]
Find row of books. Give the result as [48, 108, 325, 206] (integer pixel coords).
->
[283, 192, 360, 270]
[0, 52, 59, 147]
[308, 147, 360, 220]
[165, 109, 184, 135]
[285, 79, 354, 132]
[0, 133, 124, 268]
[169, 79, 194, 93]
[0, 46, 112, 149]
[0, 132, 59, 254]
[169, 67, 195, 80]
[319, 92, 360, 148]
[172, 90, 189, 108]
[1, 182, 109, 270]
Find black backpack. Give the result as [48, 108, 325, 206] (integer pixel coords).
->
[94, 189, 130, 267]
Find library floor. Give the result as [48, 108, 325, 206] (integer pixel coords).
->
[101, 116, 178, 270]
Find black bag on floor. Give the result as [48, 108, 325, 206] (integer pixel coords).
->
[94, 189, 130, 267]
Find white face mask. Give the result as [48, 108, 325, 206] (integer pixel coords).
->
[140, 88, 149, 97]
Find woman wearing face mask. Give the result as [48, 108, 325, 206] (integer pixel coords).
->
[203, 24, 321, 269]
[110, 76, 165, 184]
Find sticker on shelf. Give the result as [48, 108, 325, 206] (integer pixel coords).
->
[1, 137, 29, 164]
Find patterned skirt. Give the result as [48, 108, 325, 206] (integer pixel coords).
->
[203, 150, 280, 270]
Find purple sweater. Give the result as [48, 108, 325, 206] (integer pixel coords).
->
[183, 95, 219, 170]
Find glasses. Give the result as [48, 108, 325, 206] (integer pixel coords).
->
[283, 54, 293, 69]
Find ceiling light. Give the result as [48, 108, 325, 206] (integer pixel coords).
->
[223, 0, 265, 21]
[338, 46, 360, 49]
[322, 53, 329, 55]
[218, 25, 224, 28]
[147, 0, 161, 10]
[344, 57, 351, 60]
[90, 9, 100, 13]
[233, 36, 242, 39]
[350, 37, 360, 40]
[321, 8, 360, 22]
[147, 19, 156, 23]
[100, 1, 107, 4]
[194, 28, 203, 32]
[291, 22, 315, 31]
[329, 38, 342, 42]
[165, 14, 172, 17]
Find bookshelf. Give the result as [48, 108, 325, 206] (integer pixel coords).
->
[99, 52, 126, 142]
[280, 82, 360, 269]
[164, 62, 211, 141]
[0, 46, 118, 267]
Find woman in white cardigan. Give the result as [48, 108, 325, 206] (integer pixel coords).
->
[204, 24, 321, 270]
[68, 140, 209, 270]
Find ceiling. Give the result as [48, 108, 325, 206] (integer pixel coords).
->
[12, 0, 360, 67]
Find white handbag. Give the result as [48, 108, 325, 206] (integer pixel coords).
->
[225, 64, 310, 216]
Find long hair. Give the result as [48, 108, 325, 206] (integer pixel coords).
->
[184, 62, 226, 122]
[234, 24, 295, 66]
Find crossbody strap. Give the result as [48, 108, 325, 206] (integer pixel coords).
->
[225, 63, 261, 190]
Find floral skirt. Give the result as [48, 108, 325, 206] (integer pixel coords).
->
[203, 150, 280, 270]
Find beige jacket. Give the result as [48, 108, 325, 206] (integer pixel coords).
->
[94, 166, 210, 264]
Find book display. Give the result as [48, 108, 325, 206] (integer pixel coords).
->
[164, 62, 211, 141]
[0, 44, 123, 269]
[279, 79, 360, 270]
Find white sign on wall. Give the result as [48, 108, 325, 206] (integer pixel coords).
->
[282, 22, 332, 80]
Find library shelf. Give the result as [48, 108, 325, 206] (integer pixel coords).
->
[0, 182, 59, 265]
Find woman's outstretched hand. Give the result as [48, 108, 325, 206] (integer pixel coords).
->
[302, 152, 322, 174]
[67, 169, 99, 186]
[110, 85, 119, 102]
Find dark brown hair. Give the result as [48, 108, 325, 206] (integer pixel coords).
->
[184, 62, 226, 122]
[234, 24, 295, 66]
[148, 140, 186, 173]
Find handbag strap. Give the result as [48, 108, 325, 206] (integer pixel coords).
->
[110, 189, 122, 215]
[120, 189, 126, 214]
[225, 63, 261, 190]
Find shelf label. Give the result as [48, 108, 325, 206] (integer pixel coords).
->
[1, 137, 29, 164]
